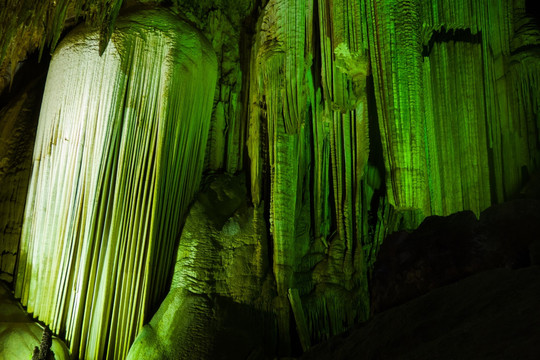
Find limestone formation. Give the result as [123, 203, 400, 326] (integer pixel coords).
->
[11, 9, 217, 360]
[0, 0, 538, 359]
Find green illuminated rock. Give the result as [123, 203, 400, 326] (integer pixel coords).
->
[246, 0, 376, 350]
[13, 8, 217, 360]
[127, 173, 274, 360]
[0, 0, 539, 359]
[368, 0, 540, 217]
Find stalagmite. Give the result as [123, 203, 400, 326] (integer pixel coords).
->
[14, 9, 217, 360]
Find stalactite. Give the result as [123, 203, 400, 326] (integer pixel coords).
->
[204, 10, 245, 174]
[14, 9, 217, 360]
[316, 0, 371, 276]
[247, 0, 375, 348]
[249, 0, 313, 295]
[368, 0, 429, 214]
[247, 1, 315, 353]
[309, 82, 331, 245]
[0, 0, 124, 96]
[366, 0, 539, 218]
[423, 39, 491, 216]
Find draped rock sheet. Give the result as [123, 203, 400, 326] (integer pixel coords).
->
[248, 0, 314, 351]
[14, 9, 217, 360]
[247, 0, 375, 349]
[420, 0, 538, 212]
[422, 40, 491, 216]
[368, 0, 540, 218]
[367, 0, 429, 213]
[3, 0, 540, 358]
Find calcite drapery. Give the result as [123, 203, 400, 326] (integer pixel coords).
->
[369, 0, 540, 218]
[0, 0, 539, 358]
[245, 0, 540, 350]
[247, 0, 375, 349]
[368, 0, 429, 213]
[0, 0, 124, 96]
[14, 9, 217, 360]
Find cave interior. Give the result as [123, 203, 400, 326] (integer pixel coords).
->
[0, 0, 539, 359]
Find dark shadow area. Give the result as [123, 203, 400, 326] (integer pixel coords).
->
[0, 52, 48, 284]
[302, 174, 540, 359]
[0, 51, 50, 110]
[422, 28, 481, 57]
[302, 266, 540, 360]
[370, 197, 540, 315]
[526, 0, 540, 27]
[211, 295, 278, 359]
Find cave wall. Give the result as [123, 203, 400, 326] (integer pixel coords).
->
[0, 70, 44, 282]
[0, 0, 539, 359]
[243, 0, 540, 351]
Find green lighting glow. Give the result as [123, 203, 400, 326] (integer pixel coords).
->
[14, 9, 217, 360]
[2, 0, 538, 358]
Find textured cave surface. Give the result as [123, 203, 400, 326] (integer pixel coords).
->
[0, 0, 539, 359]
[0, 282, 70, 360]
[127, 172, 276, 360]
[15, 9, 217, 360]
[302, 266, 540, 360]
[371, 196, 540, 315]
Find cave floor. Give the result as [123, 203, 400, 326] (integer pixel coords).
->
[0, 281, 70, 360]
[302, 266, 540, 360]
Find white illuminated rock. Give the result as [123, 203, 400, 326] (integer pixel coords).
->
[14, 9, 217, 360]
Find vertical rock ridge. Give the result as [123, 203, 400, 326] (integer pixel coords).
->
[13, 9, 217, 360]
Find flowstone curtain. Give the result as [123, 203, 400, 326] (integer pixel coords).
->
[247, 0, 375, 348]
[367, 0, 540, 218]
[14, 9, 217, 360]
